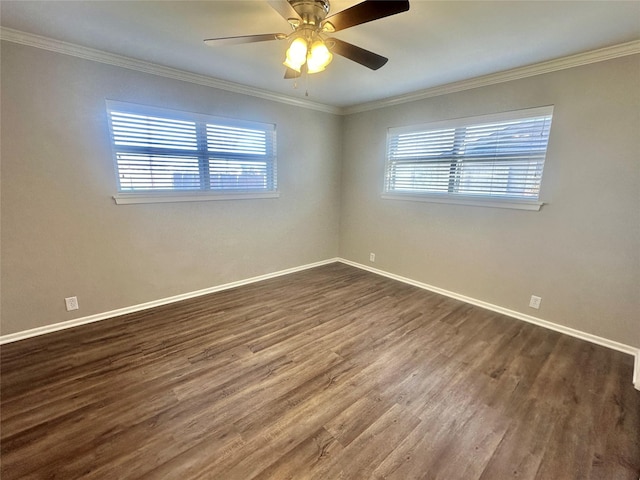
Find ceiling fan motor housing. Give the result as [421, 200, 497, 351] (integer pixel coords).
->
[289, 0, 330, 26]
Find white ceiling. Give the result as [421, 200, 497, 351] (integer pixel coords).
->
[1, 1, 639, 108]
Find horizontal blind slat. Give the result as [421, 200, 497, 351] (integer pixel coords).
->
[385, 109, 552, 200]
[108, 102, 276, 193]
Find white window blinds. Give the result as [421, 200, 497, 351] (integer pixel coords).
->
[384, 106, 553, 205]
[107, 101, 276, 195]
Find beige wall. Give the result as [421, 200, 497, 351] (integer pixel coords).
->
[340, 55, 640, 348]
[2, 41, 638, 349]
[1, 42, 342, 335]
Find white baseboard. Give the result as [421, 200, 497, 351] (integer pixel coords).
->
[0, 258, 339, 345]
[2, 256, 638, 390]
[337, 258, 640, 390]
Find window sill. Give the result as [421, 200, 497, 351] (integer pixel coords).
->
[381, 193, 543, 211]
[113, 191, 280, 205]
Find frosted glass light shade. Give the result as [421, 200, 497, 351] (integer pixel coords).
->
[307, 40, 333, 74]
[283, 37, 308, 72]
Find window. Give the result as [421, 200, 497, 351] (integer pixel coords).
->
[383, 106, 553, 210]
[106, 101, 277, 204]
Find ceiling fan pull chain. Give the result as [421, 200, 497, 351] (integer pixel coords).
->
[305, 68, 310, 96]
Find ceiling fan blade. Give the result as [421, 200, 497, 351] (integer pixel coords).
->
[328, 38, 388, 70]
[322, 0, 410, 32]
[284, 68, 301, 79]
[267, 0, 300, 22]
[204, 33, 285, 47]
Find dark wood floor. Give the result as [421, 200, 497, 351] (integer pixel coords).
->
[1, 263, 638, 479]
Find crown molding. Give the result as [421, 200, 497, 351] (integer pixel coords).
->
[342, 40, 640, 115]
[2, 27, 638, 116]
[0, 27, 341, 115]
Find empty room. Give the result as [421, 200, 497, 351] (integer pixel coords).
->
[1, 1, 639, 478]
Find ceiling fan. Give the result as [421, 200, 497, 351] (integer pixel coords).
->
[204, 0, 410, 78]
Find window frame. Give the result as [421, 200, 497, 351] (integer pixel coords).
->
[382, 106, 554, 211]
[106, 100, 278, 205]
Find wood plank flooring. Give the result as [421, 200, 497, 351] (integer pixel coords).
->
[1, 262, 639, 479]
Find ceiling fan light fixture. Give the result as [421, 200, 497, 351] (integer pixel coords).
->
[306, 40, 333, 73]
[205, 0, 411, 80]
[283, 36, 308, 71]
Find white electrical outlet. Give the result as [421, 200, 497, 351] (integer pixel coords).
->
[65, 296, 79, 311]
[369, 252, 375, 262]
[529, 295, 542, 309]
